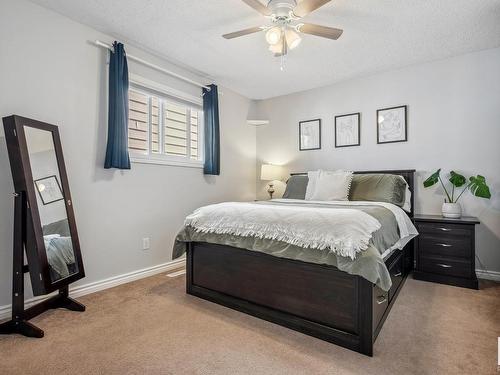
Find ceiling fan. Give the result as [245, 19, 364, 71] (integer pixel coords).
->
[223, 0, 342, 68]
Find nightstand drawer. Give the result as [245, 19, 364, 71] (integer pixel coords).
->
[417, 222, 472, 237]
[420, 256, 471, 278]
[419, 235, 471, 259]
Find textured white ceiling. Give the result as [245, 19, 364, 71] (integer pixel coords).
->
[29, 0, 500, 99]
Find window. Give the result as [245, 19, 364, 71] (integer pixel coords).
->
[127, 84, 203, 167]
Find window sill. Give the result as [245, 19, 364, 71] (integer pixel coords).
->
[130, 155, 204, 169]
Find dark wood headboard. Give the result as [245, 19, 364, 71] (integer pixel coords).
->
[290, 169, 416, 218]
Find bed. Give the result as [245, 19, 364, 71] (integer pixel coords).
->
[175, 169, 416, 356]
[43, 219, 77, 281]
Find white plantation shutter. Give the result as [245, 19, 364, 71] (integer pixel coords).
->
[128, 90, 149, 153]
[127, 85, 203, 165]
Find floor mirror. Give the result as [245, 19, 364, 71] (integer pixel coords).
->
[0, 115, 85, 338]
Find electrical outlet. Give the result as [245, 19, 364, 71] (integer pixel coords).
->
[142, 237, 150, 250]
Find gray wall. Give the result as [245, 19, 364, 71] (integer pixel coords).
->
[256, 47, 500, 273]
[1, 0, 498, 311]
[0, 0, 256, 306]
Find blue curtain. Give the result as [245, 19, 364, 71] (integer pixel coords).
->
[104, 41, 131, 169]
[203, 84, 220, 175]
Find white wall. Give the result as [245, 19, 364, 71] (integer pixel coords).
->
[257, 47, 500, 273]
[0, 0, 256, 306]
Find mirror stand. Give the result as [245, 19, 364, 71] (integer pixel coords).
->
[0, 191, 85, 338]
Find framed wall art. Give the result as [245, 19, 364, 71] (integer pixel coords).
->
[377, 105, 407, 144]
[34, 175, 64, 205]
[335, 113, 360, 147]
[299, 119, 321, 151]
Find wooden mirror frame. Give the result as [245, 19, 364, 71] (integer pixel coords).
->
[3, 115, 85, 295]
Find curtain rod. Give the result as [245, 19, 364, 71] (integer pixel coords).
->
[94, 40, 211, 90]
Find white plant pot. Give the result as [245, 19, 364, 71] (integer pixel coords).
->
[442, 202, 462, 219]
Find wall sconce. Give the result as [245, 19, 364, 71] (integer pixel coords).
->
[247, 100, 269, 126]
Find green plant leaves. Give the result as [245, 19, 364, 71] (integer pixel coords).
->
[423, 169, 441, 188]
[469, 175, 491, 199]
[449, 171, 466, 187]
[423, 169, 491, 201]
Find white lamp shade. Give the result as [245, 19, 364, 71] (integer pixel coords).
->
[261, 164, 282, 181]
[265, 27, 282, 45]
[268, 42, 283, 54]
[285, 29, 301, 50]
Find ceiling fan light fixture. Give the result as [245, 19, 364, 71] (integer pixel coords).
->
[265, 26, 282, 45]
[268, 41, 283, 54]
[285, 28, 301, 49]
[222, 0, 341, 67]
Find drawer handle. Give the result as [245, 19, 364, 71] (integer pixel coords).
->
[438, 227, 451, 231]
[376, 295, 387, 304]
[393, 272, 402, 277]
[436, 243, 452, 247]
[436, 263, 452, 268]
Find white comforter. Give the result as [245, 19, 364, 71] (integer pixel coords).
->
[184, 201, 384, 259]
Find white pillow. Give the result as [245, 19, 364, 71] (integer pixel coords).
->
[305, 170, 320, 200]
[309, 170, 353, 201]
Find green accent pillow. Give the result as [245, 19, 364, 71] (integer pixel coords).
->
[349, 174, 407, 207]
[282, 175, 308, 199]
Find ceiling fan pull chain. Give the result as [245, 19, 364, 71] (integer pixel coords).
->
[280, 29, 286, 71]
[280, 48, 286, 71]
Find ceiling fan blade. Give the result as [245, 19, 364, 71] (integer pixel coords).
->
[241, 0, 272, 16]
[223, 26, 264, 39]
[297, 23, 343, 40]
[293, 0, 331, 18]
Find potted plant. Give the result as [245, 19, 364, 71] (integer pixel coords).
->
[423, 169, 491, 218]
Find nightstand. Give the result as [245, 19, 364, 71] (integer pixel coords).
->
[413, 214, 479, 289]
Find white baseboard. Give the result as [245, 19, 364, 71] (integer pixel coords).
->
[476, 269, 500, 282]
[0, 258, 185, 321]
[0, 260, 495, 322]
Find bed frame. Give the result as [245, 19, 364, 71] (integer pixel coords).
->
[186, 169, 415, 356]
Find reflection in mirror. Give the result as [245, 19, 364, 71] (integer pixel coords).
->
[24, 126, 78, 283]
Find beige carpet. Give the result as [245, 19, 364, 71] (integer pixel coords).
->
[0, 272, 498, 375]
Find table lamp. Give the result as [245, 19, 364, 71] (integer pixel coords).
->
[260, 164, 282, 199]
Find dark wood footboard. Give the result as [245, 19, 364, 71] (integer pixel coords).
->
[186, 242, 408, 356]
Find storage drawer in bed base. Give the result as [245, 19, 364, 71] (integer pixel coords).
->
[186, 242, 408, 356]
[388, 252, 404, 302]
